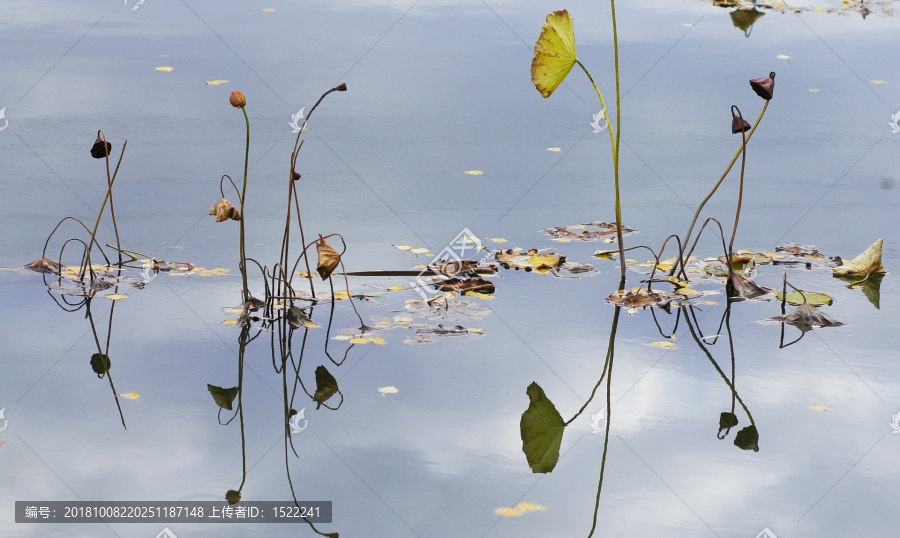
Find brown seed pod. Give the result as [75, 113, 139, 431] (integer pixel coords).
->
[749, 71, 775, 100]
[90, 133, 112, 159]
[229, 90, 246, 108]
[731, 105, 751, 134]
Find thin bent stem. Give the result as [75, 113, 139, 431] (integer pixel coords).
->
[84, 141, 128, 279]
[610, 0, 625, 281]
[676, 101, 769, 276]
[99, 131, 123, 267]
[728, 107, 748, 258]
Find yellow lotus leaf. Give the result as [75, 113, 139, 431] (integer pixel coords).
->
[262, 8, 275, 12]
[870, 80, 888, 85]
[316, 235, 341, 280]
[464, 291, 494, 300]
[386, 285, 405, 291]
[155, 66, 173, 72]
[349, 338, 369, 344]
[303, 322, 320, 329]
[490, 238, 507, 243]
[119, 392, 140, 400]
[209, 198, 241, 222]
[368, 337, 386, 345]
[222, 319, 240, 326]
[464, 170, 483, 176]
[650, 341, 676, 349]
[104, 294, 128, 301]
[531, 10, 577, 98]
[332, 334, 353, 341]
[551, 237, 571, 243]
[547, 147, 561, 152]
[809, 404, 830, 412]
[495, 502, 547, 517]
[205, 80, 228, 85]
[676, 288, 698, 295]
[409, 247, 433, 256]
[832, 239, 886, 277]
[526, 253, 562, 270]
[378, 386, 398, 394]
[467, 327, 485, 334]
[298, 270, 319, 278]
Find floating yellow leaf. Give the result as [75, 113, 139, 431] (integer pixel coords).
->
[368, 337, 386, 345]
[702, 300, 718, 305]
[676, 288, 698, 295]
[262, 7, 275, 11]
[378, 386, 398, 394]
[209, 198, 241, 222]
[303, 322, 320, 329]
[155, 66, 173, 72]
[490, 238, 507, 243]
[386, 285, 405, 291]
[298, 270, 319, 278]
[551, 237, 571, 242]
[464, 170, 483, 176]
[547, 147, 561, 152]
[531, 10, 577, 98]
[349, 338, 369, 344]
[464, 291, 494, 300]
[495, 502, 547, 517]
[777, 291, 833, 306]
[777, 54, 792, 61]
[332, 334, 353, 341]
[870, 80, 888, 84]
[467, 327, 485, 334]
[832, 239, 886, 277]
[809, 89, 819, 92]
[205, 80, 228, 85]
[105, 294, 129, 301]
[409, 247, 433, 256]
[809, 404, 830, 412]
[650, 341, 676, 349]
[222, 319, 240, 326]
[119, 392, 140, 400]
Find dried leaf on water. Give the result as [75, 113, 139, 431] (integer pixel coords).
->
[495, 502, 547, 517]
[316, 235, 341, 280]
[531, 10, 577, 98]
[650, 341, 676, 349]
[155, 66, 173, 72]
[728, 272, 771, 301]
[118, 392, 140, 400]
[774, 243, 841, 269]
[209, 198, 241, 222]
[809, 404, 830, 412]
[542, 221, 638, 242]
[435, 278, 496, 295]
[25, 257, 62, 274]
[378, 386, 398, 395]
[207, 385, 239, 410]
[205, 80, 228, 85]
[837, 273, 883, 309]
[313, 365, 339, 409]
[520, 382, 565, 473]
[764, 302, 844, 332]
[464, 170, 483, 176]
[104, 294, 129, 301]
[832, 239, 886, 277]
[776, 290, 833, 306]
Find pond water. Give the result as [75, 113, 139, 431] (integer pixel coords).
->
[1, 0, 898, 537]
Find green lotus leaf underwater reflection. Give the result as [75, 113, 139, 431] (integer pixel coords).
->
[313, 365, 339, 409]
[520, 382, 565, 474]
[733, 425, 759, 451]
[765, 302, 844, 332]
[207, 384, 239, 411]
[835, 273, 884, 309]
[775, 290, 834, 307]
[90, 353, 111, 376]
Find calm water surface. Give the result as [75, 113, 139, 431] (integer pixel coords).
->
[1, 0, 898, 536]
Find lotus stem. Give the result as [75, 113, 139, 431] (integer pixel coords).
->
[83, 141, 128, 280]
[239, 106, 251, 303]
[728, 106, 748, 260]
[675, 101, 769, 278]
[99, 131, 123, 268]
[576, 59, 626, 280]
[610, 0, 625, 282]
